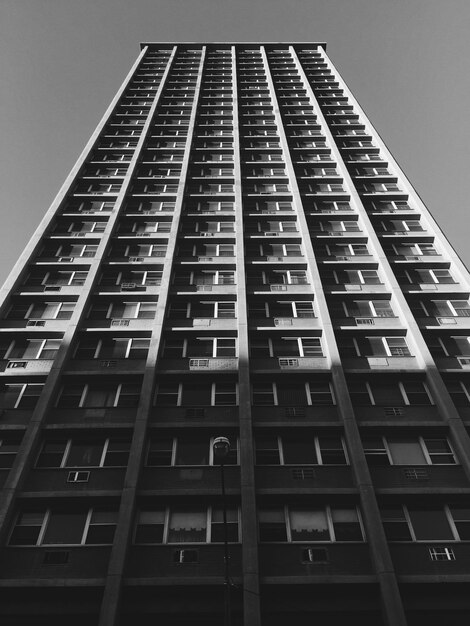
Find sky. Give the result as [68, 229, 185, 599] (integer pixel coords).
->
[1, 0, 469, 284]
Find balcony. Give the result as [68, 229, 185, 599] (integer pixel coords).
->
[249, 316, 320, 330]
[148, 406, 238, 425]
[389, 543, 470, 578]
[84, 318, 155, 331]
[126, 545, 242, 580]
[259, 543, 373, 580]
[0, 359, 54, 375]
[333, 316, 401, 329]
[368, 465, 469, 491]
[340, 355, 419, 371]
[256, 465, 354, 492]
[0, 546, 112, 580]
[66, 359, 147, 374]
[159, 358, 238, 372]
[251, 357, 328, 371]
[22, 468, 126, 493]
[354, 405, 442, 424]
[140, 465, 240, 494]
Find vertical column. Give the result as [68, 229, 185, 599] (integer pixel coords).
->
[294, 46, 470, 483]
[98, 45, 207, 626]
[232, 45, 262, 626]
[261, 46, 407, 626]
[0, 46, 176, 542]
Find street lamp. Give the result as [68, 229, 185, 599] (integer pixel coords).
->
[213, 436, 232, 626]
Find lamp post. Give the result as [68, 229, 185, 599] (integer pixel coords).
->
[213, 436, 232, 626]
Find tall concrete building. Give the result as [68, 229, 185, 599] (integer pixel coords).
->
[0, 41, 470, 626]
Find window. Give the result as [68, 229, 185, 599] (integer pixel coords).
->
[398, 269, 455, 286]
[36, 437, 131, 468]
[348, 379, 433, 406]
[255, 336, 323, 358]
[88, 301, 158, 320]
[313, 201, 352, 212]
[252, 380, 335, 406]
[363, 436, 457, 466]
[418, 300, 470, 318]
[341, 300, 394, 318]
[263, 243, 302, 257]
[154, 381, 238, 406]
[0, 437, 21, 468]
[9, 508, 118, 546]
[185, 337, 237, 358]
[446, 380, 470, 406]
[380, 504, 470, 542]
[255, 435, 347, 465]
[134, 506, 240, 543]
[1, 339, 61, 360]
[326, 243, 369, 257]
[56, 382, 141, 408]
[351, 336, 412, 358]
[146, 435, 238, 466]
[259, 505, 363, 542]
[324, 269, 381, 285]
[6, 302, 75, 321]
[40, 271, 88, 287]
[74, 337, 150, 360]
[0, 383, 43, 409]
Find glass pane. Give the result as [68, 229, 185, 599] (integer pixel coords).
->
[388, 440, 426, 465]
[168, 509, 207, 543]
[290, 509, 329, 541]
[43, 511, 87, 544]
[408, 508, 453, 540]
[331, 508, 363, 541]
[175, 440, 208, 465]
[66, 441, 103, 467]
[282, 439, 317, 464]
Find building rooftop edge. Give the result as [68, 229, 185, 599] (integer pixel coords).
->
[139, 42, 327, 49]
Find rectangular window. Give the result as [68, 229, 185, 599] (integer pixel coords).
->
[259, 506, 363, 542]
[134, 507, 240, 544]
[9, 508, 117, 546]
[36, 438, 130, 468]
[0, 383, 43, 409]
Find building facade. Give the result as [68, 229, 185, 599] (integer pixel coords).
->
[0, 42, 470, 625]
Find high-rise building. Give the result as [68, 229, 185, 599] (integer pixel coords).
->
[1, 41, 470, 626]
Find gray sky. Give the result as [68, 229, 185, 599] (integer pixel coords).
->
[1, 0, 469, 284]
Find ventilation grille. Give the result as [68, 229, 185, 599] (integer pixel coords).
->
[284, 406, 306, 418]
[301, 547, 328, 564]
[429, 547, 455, 562]
[279, 358, 299, 368]
[274, 318, 293, 326]
[403, 468, 429, 480]
[292, 467, 315, 480]
[356, 317, 374, 325]
[189, 358, 209, 368]
[173, 549, 199, 564]
[185, 408, 206, 419]
[67, 471, 90, 483]
[111, 319, 130, 326]
[384, 407, 404, 417]
[26, 320, 46, 326]
[43, 551, 70, 565]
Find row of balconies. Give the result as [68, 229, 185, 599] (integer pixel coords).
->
[2, 464, 467, 497]
[5, 540, 470, 583]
